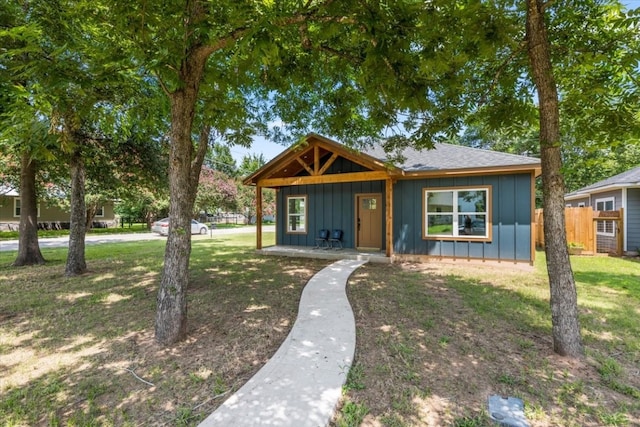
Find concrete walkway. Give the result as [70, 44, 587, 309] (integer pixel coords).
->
[199, 259, 367, 427]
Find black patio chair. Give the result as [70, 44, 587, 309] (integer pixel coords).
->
[314, 229, 330, 249]
[329, 229, 343, 250]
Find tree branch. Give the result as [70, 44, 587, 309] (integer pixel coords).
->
[479, 40, 528, 107]
[540, 0, 556, 13]
[153, 70, 171, 96]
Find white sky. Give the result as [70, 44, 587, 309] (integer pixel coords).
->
[229, 135, 286, 164]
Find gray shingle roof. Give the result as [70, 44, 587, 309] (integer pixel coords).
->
[566, 166, 640, 196]
[364, 143, 540, 172]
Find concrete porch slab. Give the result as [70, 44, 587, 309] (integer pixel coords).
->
[257, 245, 390, 263]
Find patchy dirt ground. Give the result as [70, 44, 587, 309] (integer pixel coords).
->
[0, 244, 328, 426]
[337, 261, 639, 427]
[2, 243, 638, 426]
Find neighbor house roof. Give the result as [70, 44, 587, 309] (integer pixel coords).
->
[0, 186, 18, 197]
[565, 166, 640, 199]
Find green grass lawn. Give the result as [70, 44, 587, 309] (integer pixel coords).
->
[1, 237, 638, 426]
[0, 231, 332, 426]
[338, 253, 640, 427]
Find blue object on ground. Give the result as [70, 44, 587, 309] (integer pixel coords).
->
[488, 395, 529, 427]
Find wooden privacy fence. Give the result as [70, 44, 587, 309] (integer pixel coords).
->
[535, 207, 624, 255]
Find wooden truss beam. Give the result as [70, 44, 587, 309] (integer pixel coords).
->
[259, 170, 389, 187]
[295, 157, 314, 176]
[318, 153, 339, 176]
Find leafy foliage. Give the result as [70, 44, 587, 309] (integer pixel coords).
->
[194, 168, 237, 216]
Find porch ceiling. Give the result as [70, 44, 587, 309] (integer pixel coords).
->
[266, 145, 332, 180]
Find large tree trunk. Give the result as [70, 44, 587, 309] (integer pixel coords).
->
[13, 152, 46, 266]
[155, 49, 210, 345]
[526, 0, 583, 357]
[65, 149, 87, 276]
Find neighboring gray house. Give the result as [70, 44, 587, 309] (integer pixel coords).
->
[565, 166, 640, 255]
[245, 133, 541, 265]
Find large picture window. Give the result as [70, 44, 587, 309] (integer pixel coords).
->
[286, 195, 307, 233]
[423, 187, 490, 239]
[595, 197, 615, 236]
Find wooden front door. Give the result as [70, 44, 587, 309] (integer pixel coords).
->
[356, 194, 382, 250]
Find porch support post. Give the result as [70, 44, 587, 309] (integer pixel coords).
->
[618, 207, 624, 255]
[256, 185, 263, 250]
[385, 178, 393, 257]
[314, 145, 319, 175]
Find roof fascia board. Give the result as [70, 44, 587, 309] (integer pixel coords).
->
[565, 182, 640, 198]
[399, 164, 541, 179]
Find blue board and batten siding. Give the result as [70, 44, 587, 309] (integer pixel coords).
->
[628, 188, 640, 252]
[392, 173, 533, 262]
[277, 180, 386, 249]
[276, 171, 534, 262]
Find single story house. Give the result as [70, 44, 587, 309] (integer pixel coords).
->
[0, 187, 116, 231]
[244, 134, 542, 264]
[565, 166, 640, 255]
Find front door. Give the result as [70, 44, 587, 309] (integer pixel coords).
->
[356, 194, 382, 250]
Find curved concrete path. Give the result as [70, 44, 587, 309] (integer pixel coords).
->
[199, 259, 367, 427]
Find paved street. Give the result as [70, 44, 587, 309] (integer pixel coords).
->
[0, 225, 274, 252]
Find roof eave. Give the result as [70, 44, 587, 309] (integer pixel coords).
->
[564, 182, 640, 198]
[400, 163, 541, 179]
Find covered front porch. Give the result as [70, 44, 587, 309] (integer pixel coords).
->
[258, 245, 390, 263]
[246, 134, 397, 257]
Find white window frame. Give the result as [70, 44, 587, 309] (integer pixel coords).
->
[286, 195, 307, 234]
[423, 186, 491, 240]
[595, 197, 615, 236]
[13, 198, 40, 218]
[95, 205, 105, 218]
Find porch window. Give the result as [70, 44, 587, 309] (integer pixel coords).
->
[423, 187, 491, 240]
[286, 195, 307, 233]
[595, 197, 615, 236]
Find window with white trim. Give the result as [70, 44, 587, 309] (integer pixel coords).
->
[424, 187, 490, 239]
[13, 198, 40, 217]
[286, 195, 307, 233]
[595, 197, 615, 236]
[95, 206, 105, 217]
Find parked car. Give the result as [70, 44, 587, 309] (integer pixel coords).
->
[152, 218, 209, 236]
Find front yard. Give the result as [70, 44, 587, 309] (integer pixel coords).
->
[1, 234, 638, 426]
